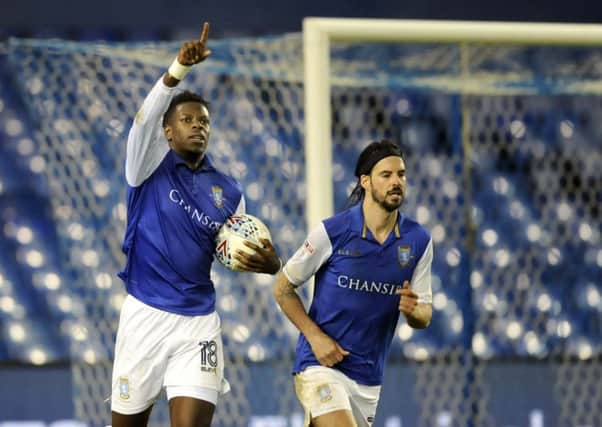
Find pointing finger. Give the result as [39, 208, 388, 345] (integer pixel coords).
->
[200, 22, 210, 44]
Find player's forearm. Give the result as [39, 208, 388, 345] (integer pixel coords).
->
[163, 73, 181, 88]
[272, 273, 323, 340]
[132, 77, 176, 129]
[405, 303, 432, 329]
[124, 78, 175, 185]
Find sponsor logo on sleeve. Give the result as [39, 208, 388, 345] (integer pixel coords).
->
[303, 240, 315, 254]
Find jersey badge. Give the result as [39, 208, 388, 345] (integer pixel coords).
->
[316, 384, 332, 403]
[211, 186, 224, 208]
[398, 245, 413, 267]
[119, 376, 130, 400]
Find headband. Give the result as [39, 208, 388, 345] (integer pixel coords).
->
[354, 145, 402, 177]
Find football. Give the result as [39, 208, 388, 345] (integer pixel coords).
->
[215, 214, 272, 271]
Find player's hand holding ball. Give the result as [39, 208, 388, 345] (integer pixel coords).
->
[235, 238, 280, 275]
[215, 214, 281, 274]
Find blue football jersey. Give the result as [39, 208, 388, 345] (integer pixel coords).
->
[118, 79, 245, 315]
[284, 203, 433, 385]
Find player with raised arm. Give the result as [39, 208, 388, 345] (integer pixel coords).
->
[111, 22, 281, 427]
[273, 140, 433, 427]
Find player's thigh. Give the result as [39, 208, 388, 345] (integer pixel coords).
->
[348, 383, 380, 427]
[311, 409, 358, 427]
[112, 406, 153, 427]
[294, 366, 355, 427]
[164, 312, 227, 394]
[169, 396, 215, 427]
[112, 296, 171, 414]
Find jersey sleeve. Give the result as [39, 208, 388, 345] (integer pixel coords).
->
[411, 238, 433, 304]
[125, 78, 174, 187]
[283, 222, 333, 287]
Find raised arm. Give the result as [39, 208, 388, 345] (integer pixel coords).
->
[125, 22, 212, 187]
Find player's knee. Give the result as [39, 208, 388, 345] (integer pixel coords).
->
[171, 417, 212, 427]
[169, 398, 215, 427]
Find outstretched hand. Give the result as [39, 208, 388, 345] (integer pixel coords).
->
[177, 22, 212, 66]
[234, 239, 281, 275]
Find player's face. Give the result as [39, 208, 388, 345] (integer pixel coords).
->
[165, 102, 210, 158]
[367, 156, 406, 212]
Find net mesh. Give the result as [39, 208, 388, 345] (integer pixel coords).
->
[5, 36, 306, 427]
[3, 32, 601, 426]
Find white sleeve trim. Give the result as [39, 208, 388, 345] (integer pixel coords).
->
[125, 78, 174, 187]
[411, 238, 433, 304]
[283, 223, 332, 287]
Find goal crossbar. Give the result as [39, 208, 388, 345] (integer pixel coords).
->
[302, 17, 602, 230]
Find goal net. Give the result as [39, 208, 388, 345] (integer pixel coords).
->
[3, 18, 601, 426]
[303, 18, 602, 427]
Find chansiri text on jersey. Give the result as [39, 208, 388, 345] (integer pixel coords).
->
[169, 189, 222, 232]
[336, 275, 403, 295]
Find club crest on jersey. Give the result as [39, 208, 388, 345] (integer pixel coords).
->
[211, 186, 224, 208]
[119, 376, 130, 400]
[398, 245, 412, 267]
[316, 384, 332, 403]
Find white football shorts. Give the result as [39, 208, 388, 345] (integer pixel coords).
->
[294, 365, 381, 427]
[111, 295, 230, 415]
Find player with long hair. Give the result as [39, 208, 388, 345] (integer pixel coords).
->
[273, 140, 433, 427]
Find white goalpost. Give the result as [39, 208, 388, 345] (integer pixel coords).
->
[302, 18, 602, 427]
[4, 18, 601, 426]
[303, 17, 602, 229]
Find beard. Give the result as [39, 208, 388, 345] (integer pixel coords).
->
[370, 186, 404, 212]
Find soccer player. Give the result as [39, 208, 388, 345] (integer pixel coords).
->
[272, 140, 433, 427]
[111, 22, 281, 427]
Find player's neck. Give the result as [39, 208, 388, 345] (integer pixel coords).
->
[188, 154, 205, 170]
[362, 200, 398, 243]
[174, 149, 205, 170]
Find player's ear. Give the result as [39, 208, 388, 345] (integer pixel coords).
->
[164, 125, 173, 143]
[360, 174, 370, 191]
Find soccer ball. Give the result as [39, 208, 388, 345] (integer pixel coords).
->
[215, 214, 272, 271]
